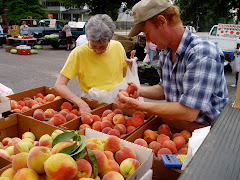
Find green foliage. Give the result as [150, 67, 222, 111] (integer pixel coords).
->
[5, 0, 47, 24]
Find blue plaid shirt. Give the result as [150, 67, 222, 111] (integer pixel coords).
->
[158, 29, 228, 125]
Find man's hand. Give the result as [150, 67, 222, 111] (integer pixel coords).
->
[114, 91, 140, 110]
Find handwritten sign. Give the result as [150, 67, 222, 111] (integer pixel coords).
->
[217, 24, 240, 38]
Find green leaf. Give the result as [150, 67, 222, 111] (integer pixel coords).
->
[59, 143, 79, 155]
[72, 149, 86, 161]
[45, 118, 51, 121]
[70, 135, 87, 156]
[52, 131, 76, 147]
[86, 148, 98, 178]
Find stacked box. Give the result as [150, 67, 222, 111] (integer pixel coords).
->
[62, 103, 154, 139]
[126, 116, 206, 180]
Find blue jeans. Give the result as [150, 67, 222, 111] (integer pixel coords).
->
[146, 49, 156, 65]
[20, 34, 28, 45]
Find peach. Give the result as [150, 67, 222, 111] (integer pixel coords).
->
[14, 142, 29, 154]
[71, 109, 79, 116]
[173, 136, 186, 150]
[44, 109, 55, 119]
[84, 150, 108, 174]
[162, 140, 176, 153]
[61, 102, 72, 111]
[23, 97, 31, 105]
[13, 109, 21, 113]
[184, 142, 189, 148]
[119, 158, 140, 179]
[126, 83, 138, 95]
[106, 112, 115, 123]
[177, 147, 188, 155]
[10, 100, 18, 110]
[117, 90, 129, 103]
[21, 138, 34, 149]
[102, 110, 113, 117]
[12, 152, 29, 173]
[144, 129, 158, 143]
[44, 94, 56, 102]
[2, 137, 11, 146]
[21, 106, 30, 112]
[102, 117, 108, 122]
[0, 149, 10, 159]
[22, 132, 36, 141]
[86, 138, 104, 152]
[132, 115, 144, 127]
[172, 148, 178, 154]
[113, 114, 125, 125]
[172, 133, 183, 139]
[17, 105, 22, 110]
[54, 95, 62, 101]
[81, 113, 93, 124]
[180, 130, 191, 142]
[51, 129, 64, 140]
[126, 126, 136, 134]
[115, 146, 136, 164]
[39, 134, 53, 148]
[26, 99, 38, 108]
[133, 111, 145, 119]
[17, 100, 25, 107]
[5, 146, 14, 155]
[73, 159, 92, 179]
[35, 97, 43, 103]
[52, 141, 74, 154]
[158, 124, 171, 137]
[113, 109, 123, 114]
[100, 160, 120, 178]
[90, 174, 101, 180]
[102, 127, 112, 134]
[149, 141, 162, 155]
[134, 138, 148, 148]
[44, 153, 77, 180]
[114, 124, 126, 135]
[104, 135, 122, 153]
[102, 171, 124, 180]
[92, 121, 102, 132]
[79, 124, 91, 130]
[27, 146, 52, 174]
[35, 92, 44, 99]
[0, 168, 15, 179]
[66, 113, 78, 122]
[53, 114, 66, 126]
[124, 117, 133, 127]
[92, 115, 101, 122]
[33, 109, 46, 121]
[103, 151, 114, 160]
[8, 137, 21, 146]
[101, 121, 112, 130]
[14, 168, 39, 180]
[157, 134, 170, 144]
[157, 148, 172, 159]
[107, 129, 121, 137]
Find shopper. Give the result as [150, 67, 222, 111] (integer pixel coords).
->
[115, 0, 228, 125]
[145, 41, 157, 65]
[62, 21, 72, 51]
[54, 14, 128, 114]
[20, 21, 30, 45]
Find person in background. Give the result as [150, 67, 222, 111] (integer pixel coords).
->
[62, 21, 72, 51]
[20, 21, 30, 45]
[54, 14, 128, 114]
[115, 0, 228, 125]
[145, 41, 157, 65]
[231, 48, 240, 87]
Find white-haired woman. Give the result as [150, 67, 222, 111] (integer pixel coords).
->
[54, 14, 128, 114]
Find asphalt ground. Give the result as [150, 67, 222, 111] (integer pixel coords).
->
[0, 42, 237, 104]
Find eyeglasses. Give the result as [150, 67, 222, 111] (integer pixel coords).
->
[88, 41, 110, 52]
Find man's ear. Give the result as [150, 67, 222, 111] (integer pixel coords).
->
[156, 15, 167, 27]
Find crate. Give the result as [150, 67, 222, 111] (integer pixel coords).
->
[12, 25, 19, 30]
[126, 116, 206, 180]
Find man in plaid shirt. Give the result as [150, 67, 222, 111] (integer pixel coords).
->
[116, 0, 228, 125]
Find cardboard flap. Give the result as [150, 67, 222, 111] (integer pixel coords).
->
[0, 96, 11, 114]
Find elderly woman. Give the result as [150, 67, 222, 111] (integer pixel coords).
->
[54, 14, 128, 114]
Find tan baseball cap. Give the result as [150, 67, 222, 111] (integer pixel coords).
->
[128, 0, 173, 37]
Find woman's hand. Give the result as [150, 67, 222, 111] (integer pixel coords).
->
[77, 100, 91, 115]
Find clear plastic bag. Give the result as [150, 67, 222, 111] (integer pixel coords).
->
[0, 83, 14, 96]
[231, 53, 240, 72]
[82, 59, 143, 103]
[143, 54, 150, 64]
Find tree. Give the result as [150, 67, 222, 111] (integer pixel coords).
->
[57, 0, 139, 21]
[5, 0, 47, 24]
[175, 0, 240, 32]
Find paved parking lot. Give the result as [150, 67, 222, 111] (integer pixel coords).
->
[0, 44, 237, 104]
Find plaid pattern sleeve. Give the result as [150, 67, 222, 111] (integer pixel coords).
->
[158, 29, 228, 125]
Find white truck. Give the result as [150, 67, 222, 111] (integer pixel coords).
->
[208, 24, 240, 62]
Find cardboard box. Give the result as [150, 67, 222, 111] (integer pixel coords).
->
[0, 96, 11, 117]
[62, 103, 154, 139]
[139, 169, 153, 180]
[80, 128, 154, 180]
[0, 157, 11, 174]
[125, 116, 206, 180]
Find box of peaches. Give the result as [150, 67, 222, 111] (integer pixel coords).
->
[126, 116, 207, 180]
[0, 113, 153, 180]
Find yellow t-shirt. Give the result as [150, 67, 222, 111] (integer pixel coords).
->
[61, 40, 127, 92]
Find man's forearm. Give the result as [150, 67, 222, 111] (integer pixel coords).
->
[139, 84, 165, 100]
